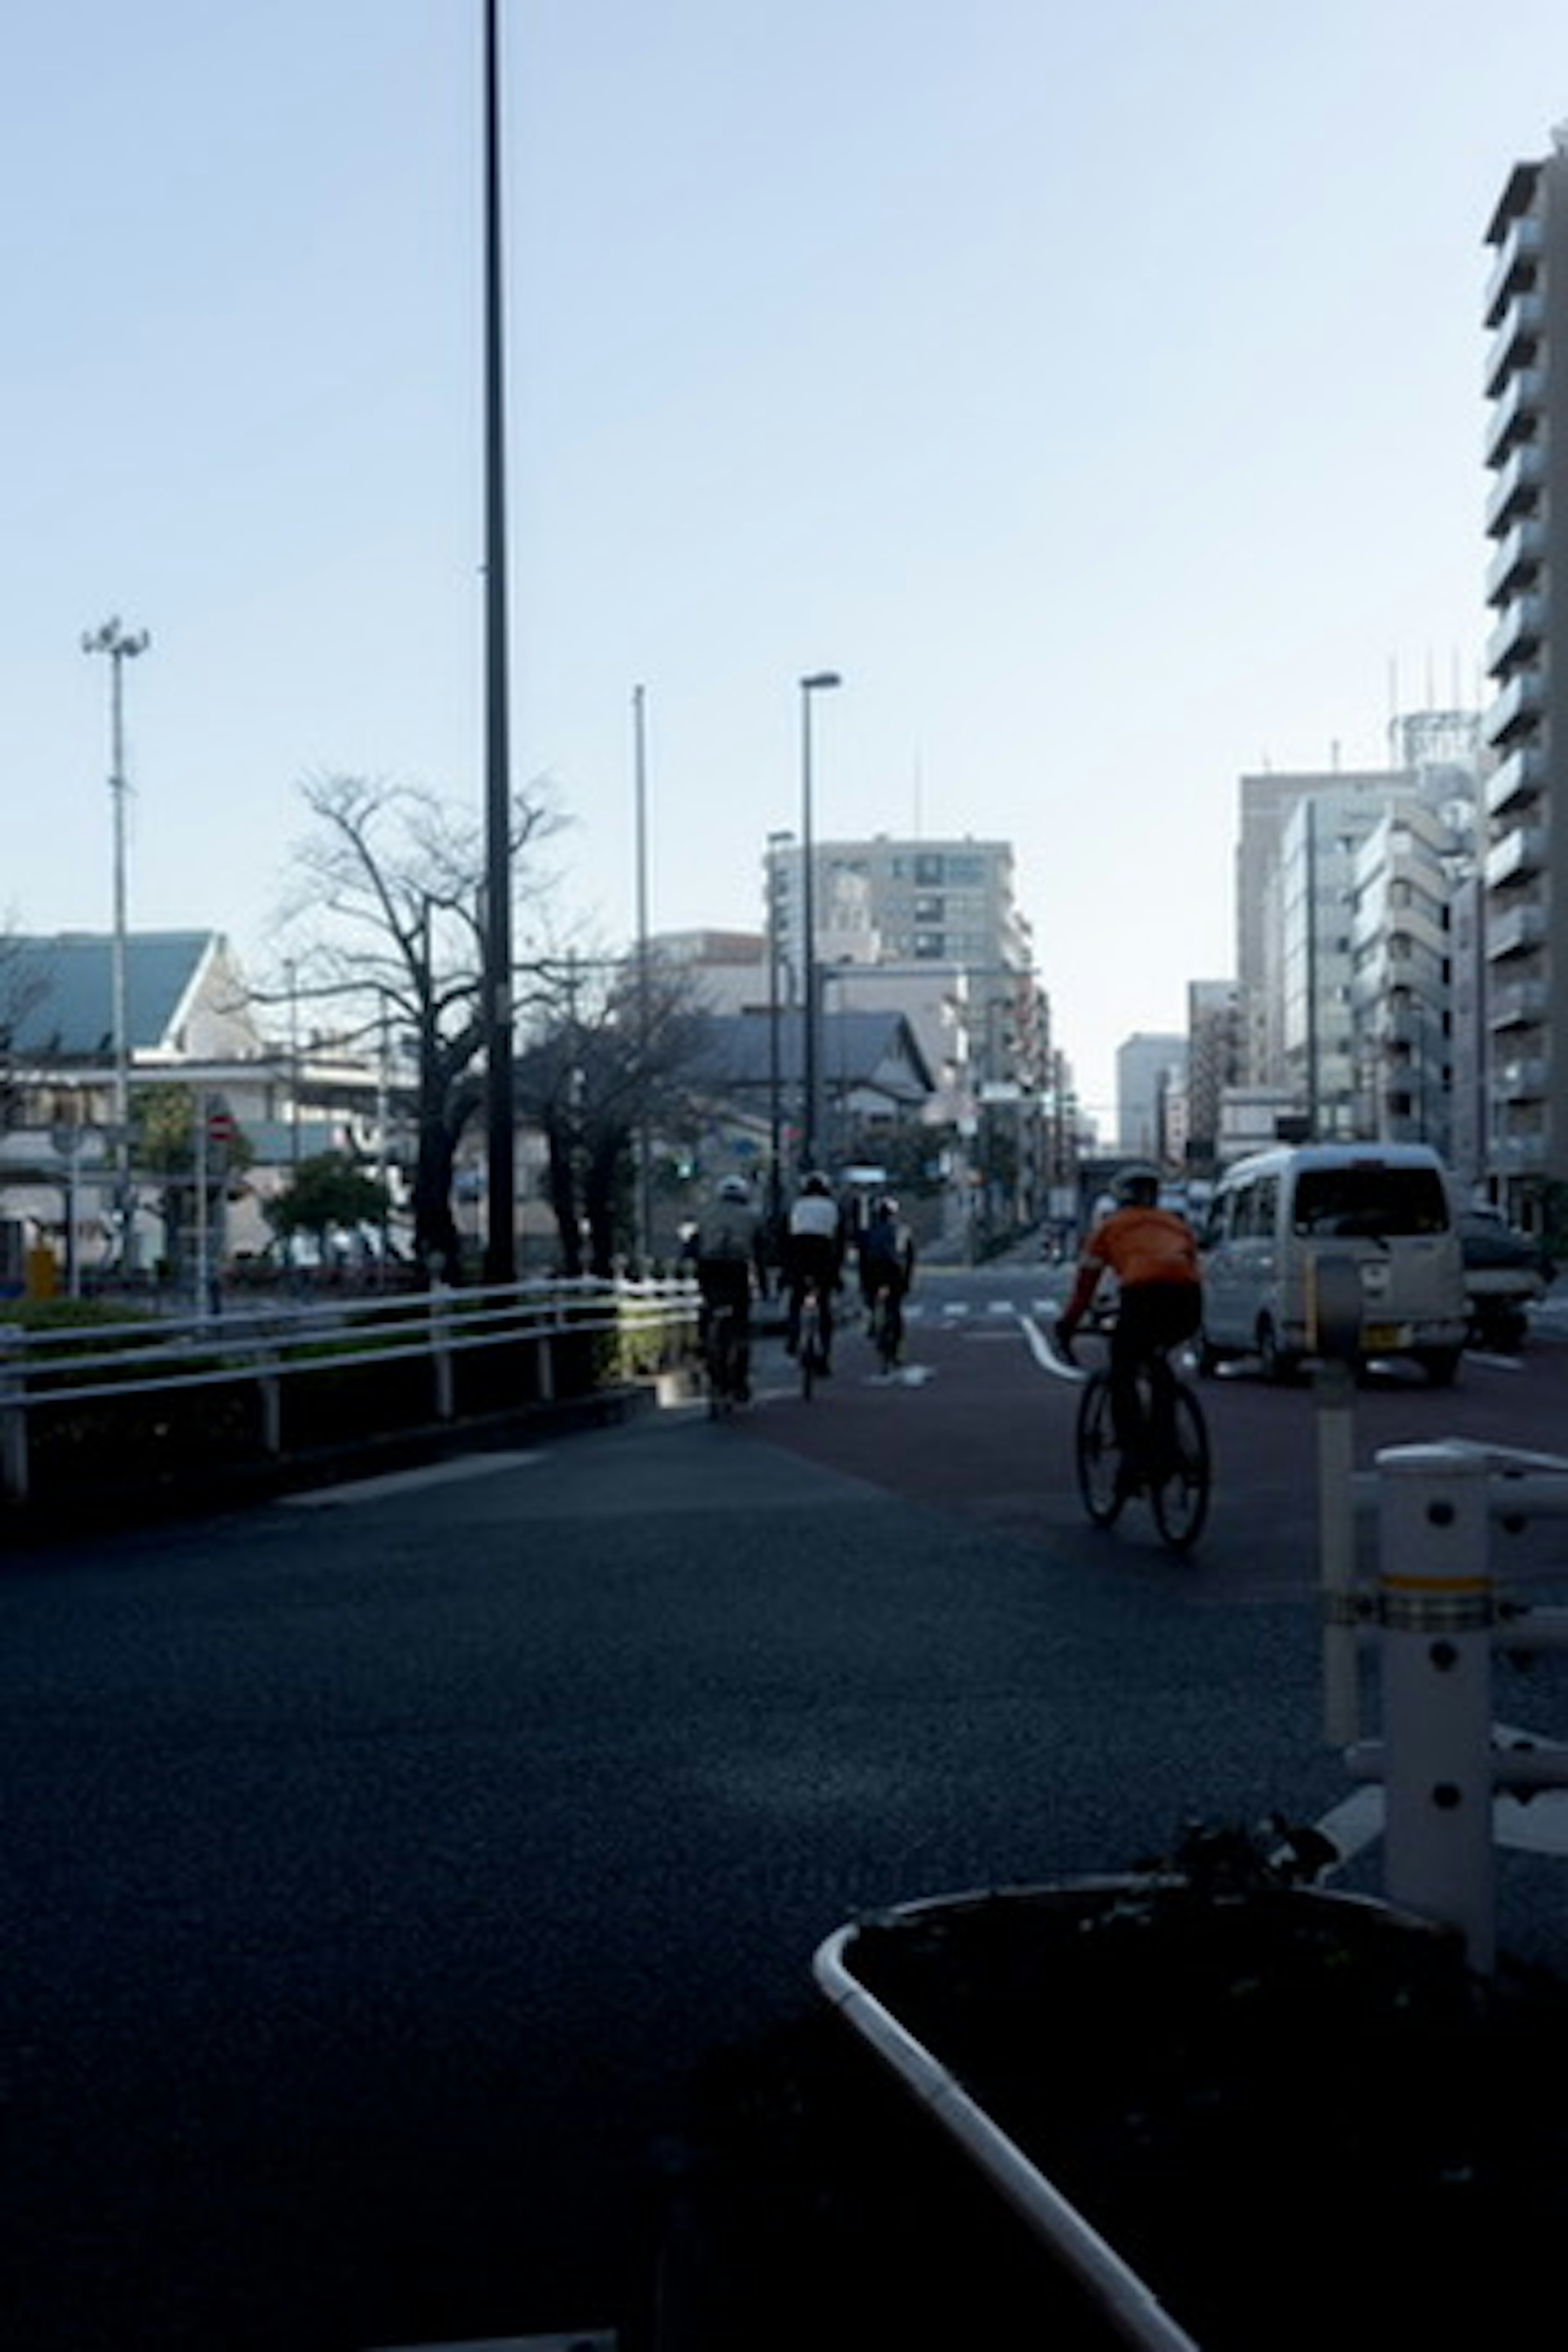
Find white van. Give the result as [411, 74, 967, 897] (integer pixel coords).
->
[1198, 1143, 1469, 1384]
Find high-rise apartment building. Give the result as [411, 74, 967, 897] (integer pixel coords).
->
[1349, 797, 1473, 1160]
[1235, 766, 1416, 1090]
[1483, 136, 1568, 1213]
[1185, 980, 1246, 1165]
[1235, 722, 1478, 1147]
[765, 833, 1039, 1085]
[1116, 1031, 1185, 1160]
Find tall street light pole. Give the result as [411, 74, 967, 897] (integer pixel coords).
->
[482, 0, 517, 1284]
[632, 682, 653, 1267]
[82, 616, 150, 1270]
[765, 828, 793, 1222]
[798, 671, 841, 1176]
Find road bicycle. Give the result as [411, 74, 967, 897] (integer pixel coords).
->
[866, 1281, 904, 1374]
[703, 1303, 746, 1419]
[1065, 1327, 1211, 1553]
[797, 1280, 831, 1401]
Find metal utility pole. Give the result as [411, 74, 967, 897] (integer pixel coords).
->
[633, 683, 653, 1267]
[82, 616, 150, 1270]
[482, 0, 517, 1283]
[765, 829, 793, 1223]
[798, 671, 841, 1175]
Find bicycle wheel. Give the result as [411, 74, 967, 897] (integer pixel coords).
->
[1149, 1379, 1210, 1552]
[706, 1311, 735, 1419]
[1075, 1372, 1126, 1527]
[800, 1301, 821, 1401]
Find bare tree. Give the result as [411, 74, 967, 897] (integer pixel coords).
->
[273, 773, 560, 1280]
[516, 951, 707, 1276]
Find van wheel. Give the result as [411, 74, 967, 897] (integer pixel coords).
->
[1257, 1319, 1299, 1385]
[1419, 1347, 1462, 1388]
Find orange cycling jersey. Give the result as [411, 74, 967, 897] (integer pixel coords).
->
[1081, 1204, 1199, 1289]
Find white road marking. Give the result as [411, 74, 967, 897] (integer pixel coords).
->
[1020, 1312, 1085, 1381]
[278, 1452, 544, 1506]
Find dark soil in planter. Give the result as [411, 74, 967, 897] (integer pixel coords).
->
[647, 1848, 1568, 2351]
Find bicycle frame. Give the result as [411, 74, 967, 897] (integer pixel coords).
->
[1069, 1328, 1210, 1553]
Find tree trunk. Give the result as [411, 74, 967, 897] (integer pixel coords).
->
[584, 1127, 629, 1278]
[413, 1116, 461, 1283]
[546, 1123, 583, 1276]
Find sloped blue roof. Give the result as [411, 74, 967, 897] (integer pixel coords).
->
[0, 931, 215, 1057]
[688, 1009, 934, 1101]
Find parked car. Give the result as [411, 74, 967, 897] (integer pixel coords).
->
[1457, 1207, 1555, 1351]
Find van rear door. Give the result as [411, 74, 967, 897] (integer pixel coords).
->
[1291, 1158, 1462, 1339]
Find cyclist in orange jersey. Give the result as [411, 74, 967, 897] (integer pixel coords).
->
[1055, 1164, 1202, 1482]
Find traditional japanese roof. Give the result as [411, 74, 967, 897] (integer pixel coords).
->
[686, 1008, 935, 1103]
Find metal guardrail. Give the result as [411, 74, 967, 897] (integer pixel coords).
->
[1327, 1437, 1568, 1975]
[0, 1274, 699, 1506]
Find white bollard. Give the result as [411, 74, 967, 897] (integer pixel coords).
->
[1376, 1444, 1496, 1973]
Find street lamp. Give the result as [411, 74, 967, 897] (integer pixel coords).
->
[798, 670, 841, 1174]
[765, 829, 794, 1221]
[82, 615, 150, 1270]
[481, 0, 517, 1285]
[633, 682, 653, 1267]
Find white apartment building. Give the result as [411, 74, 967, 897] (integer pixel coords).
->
[1235, 718, 1479, 1153]
[1349, 797, 1473, 1159]
[1483, 135, 1568, 1215]
[765, 833, 1042, 1093]
[1235, 766, 1412, 1089]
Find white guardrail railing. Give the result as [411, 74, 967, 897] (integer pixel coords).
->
[0, 1274, 700, 1508]
[1323, 1429, 1568, 1976]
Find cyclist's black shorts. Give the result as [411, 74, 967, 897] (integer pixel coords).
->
[697, 1259, 752, 1327]
[1112, 1281, 1200, 1375]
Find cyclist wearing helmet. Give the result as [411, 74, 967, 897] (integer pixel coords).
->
[784, 1172, 844, 1370]
[1055, 1165, 1201, 1481]
[683, 1174, 765, 1401]
[857, 1194, 915, 1353]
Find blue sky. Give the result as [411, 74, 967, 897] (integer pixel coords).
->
[3, 2, 1563, 1129]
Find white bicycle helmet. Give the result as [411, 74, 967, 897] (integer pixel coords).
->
[1110, 1162, 1160, 1206]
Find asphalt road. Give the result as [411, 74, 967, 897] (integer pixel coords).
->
[4, 1265, 1567, 2348]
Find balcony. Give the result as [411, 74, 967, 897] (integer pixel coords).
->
[1484, 290, 1547, 398]
[1492, 1055, 1550, 1101]
[1486, 743, 1548, 817]
[1484, 212, 1544, 326]
[1484, 442, 1545, 535]
[1485, 368, 1548, 465]
[1487, 976, 1548, 1029]
[1491, 1127, 1550, 1174]
[1486, 590, 1547, 674]
[1484, 824, 1550, 889]
[1485, 519, 1546, 605]
[1483, 665, 1546, 745]
[1486, 899, 1548, 960]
